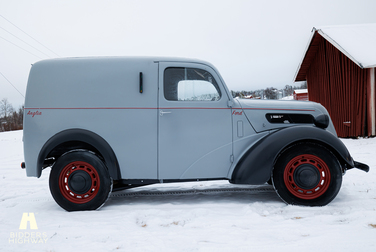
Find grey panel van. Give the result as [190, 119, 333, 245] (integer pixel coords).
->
[21, 57, 369, 211]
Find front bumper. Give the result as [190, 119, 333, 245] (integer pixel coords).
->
[352, 161, 370, 172]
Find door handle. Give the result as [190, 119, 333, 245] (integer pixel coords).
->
[160, 110, 172, 117]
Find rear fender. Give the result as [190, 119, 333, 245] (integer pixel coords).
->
[230, 126, 354, 185]
[37, 129, 121, 179]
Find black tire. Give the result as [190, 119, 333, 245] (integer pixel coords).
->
[49, 150, 112, 211]
[272, 143, 342, 206]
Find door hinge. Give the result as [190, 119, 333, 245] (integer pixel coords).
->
[230, 155, 234, 163]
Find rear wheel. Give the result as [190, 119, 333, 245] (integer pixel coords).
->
[49, 151, 112, 211]
[272, 143, 342, 206]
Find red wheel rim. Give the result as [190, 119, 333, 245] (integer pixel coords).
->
[58, 161, 100, 204]
[283, 154, 331, 200]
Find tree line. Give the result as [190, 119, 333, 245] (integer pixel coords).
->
[231, 82, 307, 100]
[0, 98, 24, 132]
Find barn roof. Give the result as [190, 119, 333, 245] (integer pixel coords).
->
[293, 89, 308, 94]
[294, 23, 376, 81]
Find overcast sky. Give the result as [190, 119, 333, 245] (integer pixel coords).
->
[1, 0, 376, 108]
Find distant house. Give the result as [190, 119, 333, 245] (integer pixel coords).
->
[294, 24, 376, 137]
[293, 89, 308, 101]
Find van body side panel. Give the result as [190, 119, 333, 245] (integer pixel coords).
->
[24, 58, 158, 179]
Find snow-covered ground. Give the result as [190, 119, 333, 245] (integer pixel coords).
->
[1, 130, 375, 251]
[280, 95, 294, 100]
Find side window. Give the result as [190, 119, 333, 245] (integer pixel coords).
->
[164, 67, 221, 101]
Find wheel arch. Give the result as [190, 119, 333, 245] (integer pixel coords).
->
[230, 126, 354, 185]
[37, 129, 121, 179]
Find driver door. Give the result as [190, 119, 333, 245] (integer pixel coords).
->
[158, 62, 233, 180]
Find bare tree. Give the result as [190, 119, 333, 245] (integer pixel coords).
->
[283, 85, 293, 96]
[0, 99, 23, 132]
[1, 98, 13, 118]
[264, 87, 278, 99]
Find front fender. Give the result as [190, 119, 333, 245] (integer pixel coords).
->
[230, 126, 354, 185]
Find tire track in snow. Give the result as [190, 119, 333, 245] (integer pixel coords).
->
[6, 187, 275, 203]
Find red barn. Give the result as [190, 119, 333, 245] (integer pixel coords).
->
[293, 89, 308, 101]
[294, 24, 376, 137]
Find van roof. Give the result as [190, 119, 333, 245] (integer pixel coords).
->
[33, 56, 214, 67]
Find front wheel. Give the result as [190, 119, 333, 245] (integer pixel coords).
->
[272, 143, 342, 206]
[49, 151, 112, 211]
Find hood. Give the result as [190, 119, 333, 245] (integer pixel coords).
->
[234, 99, 337, 135]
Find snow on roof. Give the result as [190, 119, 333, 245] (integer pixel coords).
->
[294, 23, 376, 81]
[315, 23, 376, 68]
[294, 89, 307, 94]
